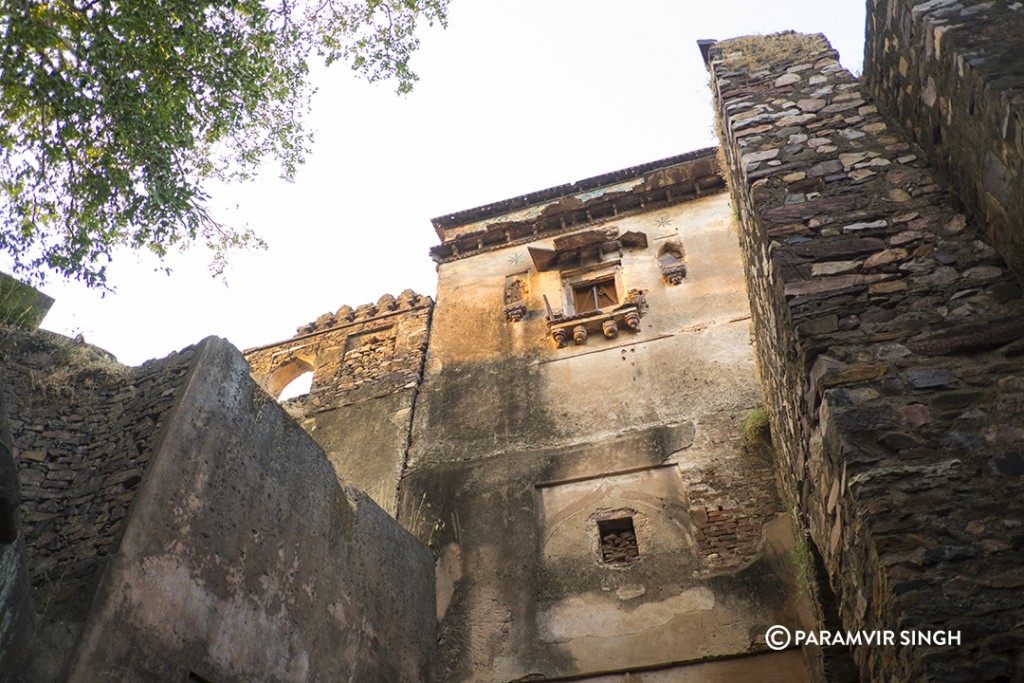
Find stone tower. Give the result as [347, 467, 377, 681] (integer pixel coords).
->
[708, 23, 1024, 682]
[401, 151, 818, 680]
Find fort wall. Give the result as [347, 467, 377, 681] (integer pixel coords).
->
[245, 291, 431, 514]
[65, 337, 435, 682]
[0, 330, 436, 682]
[865, 0, 1024, 282]
[4, 8, 1023, 680]
[709, 31, 1024, 681]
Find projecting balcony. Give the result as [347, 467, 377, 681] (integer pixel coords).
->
[546, 293, 646, 348]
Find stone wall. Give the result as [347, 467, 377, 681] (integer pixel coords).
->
[245, 291, 431, 514]
[0, 363, 33, 677]
[709, 32, 1024, 681]
[864, 0, 1024, 283]
[0, 328, 195, 621]
[0, 328, 437, 681]
[63, 337, 436, 682]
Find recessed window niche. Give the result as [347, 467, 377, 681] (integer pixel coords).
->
[596, 514, 640, 566]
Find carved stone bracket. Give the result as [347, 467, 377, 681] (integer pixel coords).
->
[503, 276, 529, 323]
[551, 327, 568, 347]
[548, 301, 645, 347]
[504, 303, 527, 322]
[661, 264, 687, 285]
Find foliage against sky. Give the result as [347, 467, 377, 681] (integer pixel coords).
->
[0, 0, 448, 287]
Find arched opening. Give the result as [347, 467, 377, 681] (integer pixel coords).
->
[278, 370, 314, 401]
[267, 356, 315, 400]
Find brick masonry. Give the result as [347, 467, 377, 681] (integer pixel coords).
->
[709, 32, 1024, 681]
[0, 328, 195, 620]
[865, 0, 1024, 283]
[681, 418, 783, 572]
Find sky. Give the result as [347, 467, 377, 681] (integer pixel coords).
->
[27, 1, 867, 367]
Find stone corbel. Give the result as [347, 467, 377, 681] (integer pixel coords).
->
[547, 298, 646, 348]
[503, 276, 529, 322]
[658, 241, 687, 285]
[504, 303, 527, 322]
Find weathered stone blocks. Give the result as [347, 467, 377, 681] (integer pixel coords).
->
[866, 0, 1024, 283]
[710, 31, 1024, 682]
[0, 328, 196, 620]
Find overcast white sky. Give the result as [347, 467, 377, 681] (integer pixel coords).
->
[30, 1, 866, 366]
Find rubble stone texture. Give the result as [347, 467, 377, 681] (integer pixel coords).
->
[244, 291, 431, 514]
[0, 328, 195, 621]
[709, 31, 1024, 682]
[865, 0, 1024, 283]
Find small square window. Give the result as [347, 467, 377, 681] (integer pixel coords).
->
[597, 516, 639, 565]
[572, 276, 618, 315]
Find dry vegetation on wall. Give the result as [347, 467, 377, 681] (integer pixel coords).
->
[24, 336, 127, 404]
[740, 407, 771, 447]
[715, 32, 826, 71]
[0, 327, 128, 405]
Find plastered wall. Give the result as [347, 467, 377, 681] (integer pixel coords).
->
[406, 165, 816, 682]
[2, 329, 437, 682]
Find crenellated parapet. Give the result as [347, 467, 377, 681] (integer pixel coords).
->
[243, 291, 432, 516]
[245, 290, 432, 412]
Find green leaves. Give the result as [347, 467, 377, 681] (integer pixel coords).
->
[311, 0, 448, 94]
[0, 0, 448, 287]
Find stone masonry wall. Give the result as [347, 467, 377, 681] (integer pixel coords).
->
[63, 336, 436, 683]
[245, 291, 431, 515]
[245, 290, 431, 410]
[709, 33, 1024, 681]
[0, 366, 33, 677]
[0, 327, 195, 620]
[865, 0, 1024, 283]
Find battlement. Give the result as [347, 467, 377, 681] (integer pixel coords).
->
[244, 290, 432, 409]
[4, 7, 1024, 681]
